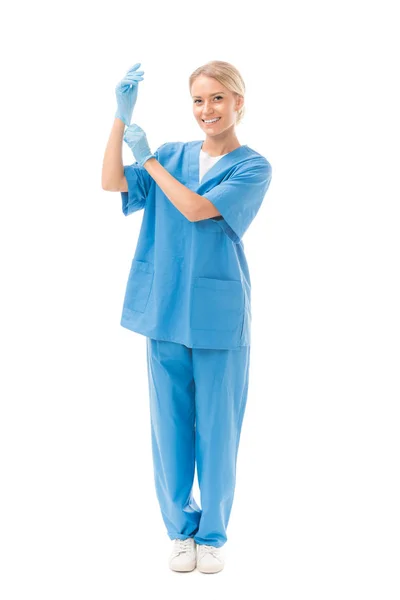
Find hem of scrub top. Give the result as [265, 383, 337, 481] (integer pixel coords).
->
[120, 321, 249, 350]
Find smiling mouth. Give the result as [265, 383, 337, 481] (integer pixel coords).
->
[202, 117, 221, 124]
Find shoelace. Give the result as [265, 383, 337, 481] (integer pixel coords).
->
[172, 538, 194, 557]
[198, 544, 221, 560]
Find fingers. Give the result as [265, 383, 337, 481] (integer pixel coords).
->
[124, 74, 144, 82]
[117, 63, 145, 90]
[127, 123, 143, 132]
[127, 63, 144, 77]
[124, 63, 145, 88]
[118, 74, 143, 89]
[121, 77, 143, 87]
[128, 62, 142, 72]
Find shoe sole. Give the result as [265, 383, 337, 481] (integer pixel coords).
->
[197, 563, 224, 574]
[169, 560, 196, 572]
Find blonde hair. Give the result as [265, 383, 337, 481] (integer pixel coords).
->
[189, 60, 246, 126]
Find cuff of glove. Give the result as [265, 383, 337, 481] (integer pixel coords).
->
[138, 153, 156, 167]
[115, 110, 129, 127]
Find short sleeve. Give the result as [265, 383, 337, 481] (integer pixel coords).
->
[202, 158, 272, 244]
[121, 144, 166, 216]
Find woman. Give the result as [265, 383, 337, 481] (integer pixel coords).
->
[102, 60, 272, 574]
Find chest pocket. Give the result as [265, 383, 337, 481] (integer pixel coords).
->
[123, 259, 154, 313]
[190, 276, 244, 331]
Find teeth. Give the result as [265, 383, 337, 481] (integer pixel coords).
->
[203, 118, 220, 123]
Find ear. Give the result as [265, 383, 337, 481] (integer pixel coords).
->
[235, 95, 244, 112]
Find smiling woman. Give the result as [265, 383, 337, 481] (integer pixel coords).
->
[101, 59, 272, 574]
[189, 60, 246, 157]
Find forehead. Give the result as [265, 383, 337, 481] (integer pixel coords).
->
[191, 75, 228, 97]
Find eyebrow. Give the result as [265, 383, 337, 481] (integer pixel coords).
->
[192, 91, 225, 98]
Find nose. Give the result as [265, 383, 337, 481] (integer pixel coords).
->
[201, 100, 214, 116]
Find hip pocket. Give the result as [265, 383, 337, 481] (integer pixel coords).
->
[190, 276, 244, 331]
[123, 259, 154, 313]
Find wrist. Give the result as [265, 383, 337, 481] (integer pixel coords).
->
[139, 153, 156, 167]
[114, 111, 129, 127]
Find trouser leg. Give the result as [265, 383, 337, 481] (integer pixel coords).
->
[146, 338, 201, 540]
[192, 345, 251, 548]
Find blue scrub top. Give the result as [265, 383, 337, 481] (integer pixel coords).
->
[120, 140, 272, 349]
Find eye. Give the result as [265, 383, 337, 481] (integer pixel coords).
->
[193, 96, 223, 104]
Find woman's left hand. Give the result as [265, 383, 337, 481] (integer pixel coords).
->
[123, 124, 156, 167]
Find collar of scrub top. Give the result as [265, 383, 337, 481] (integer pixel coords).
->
[188, 140, 249, 192]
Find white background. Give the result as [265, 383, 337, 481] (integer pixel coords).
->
[1, 0, 399, 598]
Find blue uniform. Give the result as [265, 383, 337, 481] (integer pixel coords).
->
[120, 139, 272, 548]
[120, 140, 272, 350]
[146, 337, 250, 548]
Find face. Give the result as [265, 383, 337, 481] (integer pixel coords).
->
[191, 75, 243, 135]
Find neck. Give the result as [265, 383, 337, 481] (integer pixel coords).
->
[201, 128, 241, 157]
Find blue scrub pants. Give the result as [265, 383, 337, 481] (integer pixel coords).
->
[145, 337, 251, 548]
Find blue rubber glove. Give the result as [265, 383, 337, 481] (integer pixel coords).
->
[115, 63, 144, 127]
[123, 124, 156, 167]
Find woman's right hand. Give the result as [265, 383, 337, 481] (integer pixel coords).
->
[115, 63, 144, 127]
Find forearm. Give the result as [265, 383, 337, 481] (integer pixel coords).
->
[101, 118, 125, 189]
[143, 157, 207, 222]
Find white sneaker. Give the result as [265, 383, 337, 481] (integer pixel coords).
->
[196, 543, 225, 573]
[169, 538, 196, 572]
